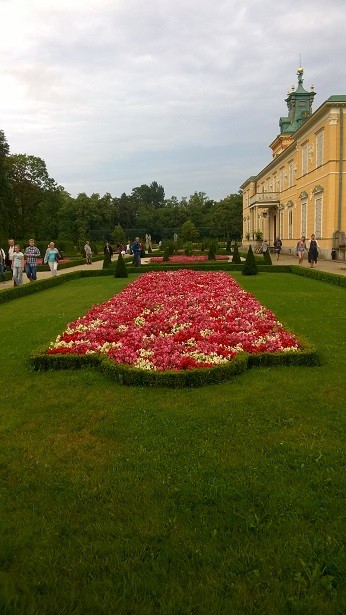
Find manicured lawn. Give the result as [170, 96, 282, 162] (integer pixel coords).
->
[0, 273, 344, 614]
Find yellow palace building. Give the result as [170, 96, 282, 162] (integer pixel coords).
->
[240, 68, 346, 260]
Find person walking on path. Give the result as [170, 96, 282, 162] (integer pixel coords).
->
[261, 239, 269, 254]
[84, 241, 92, 264]
[132, 237, 142, 267]
[24, 238, 41, 281]
[273, 237, 282, 260]
[308, 234, 319, 268]
[5, 238, 15, 273]
[44, 242, 61, 277]
[12, 244, 24, 286]
[296, 236, 307, 265]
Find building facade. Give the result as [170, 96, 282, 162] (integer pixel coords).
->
[240, 68, 346, 260]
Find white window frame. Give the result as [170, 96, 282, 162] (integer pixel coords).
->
[288, 161, 294, 188]
[301, 142, 308, 176]
[301, 202, 307, 237]
[288, 207, 293, 240]
[316, 130, 324, 168]
[315, 197, 322, 239]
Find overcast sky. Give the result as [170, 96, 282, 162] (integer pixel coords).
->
[1, 0, 345, 201]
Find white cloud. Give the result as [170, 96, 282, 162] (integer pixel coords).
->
[0, 0, 345, 199]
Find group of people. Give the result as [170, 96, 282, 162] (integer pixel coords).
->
[296, 234, 319, 267]
[261, 237, 283, 260]
[260, 234, 319, 266]
[0, 238, 61, 286]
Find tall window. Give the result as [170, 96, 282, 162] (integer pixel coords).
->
[301, 142, 308, 176]
[315, 197, 322, 238]
[288, 161, 294, 188]
[280, 210, 284, 238]
[280, 167, 285, 192]
[316, 130, 324, 167]
[288, 208, 293, 239]
[301, 202, 307, 236]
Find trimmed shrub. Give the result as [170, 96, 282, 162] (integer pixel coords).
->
[232, 242, 242, 264]
[263, 249, 272, 265]
[207, 240, 218, 260]
[242, 245, 259, 276]
[114, 252, 128, 278]
[102, 252, 112, 269]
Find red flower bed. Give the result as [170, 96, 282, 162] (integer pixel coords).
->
[47, 270, 301, 372]
[149, 255, 229, 263]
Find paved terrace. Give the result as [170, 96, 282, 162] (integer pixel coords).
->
[1, 252, 346, 291]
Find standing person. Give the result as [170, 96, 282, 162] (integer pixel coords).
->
[308, 233, 319, 268]
[132, 236, 142, 267]
[84, 241, 92, 264]
[24, 238, 41, 281]
[273, 236, 282, 260]
[104, 242, 113, 258]
[5, 238, 15, 269]
[296, 236, 306, 265]
[261, 238, 269, 253]
[44, 242, 61, 277]
[0, 245, 6, 282]
[12, 244, 24, 286]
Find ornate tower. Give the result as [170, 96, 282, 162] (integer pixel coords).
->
[270, 67, 316, 157]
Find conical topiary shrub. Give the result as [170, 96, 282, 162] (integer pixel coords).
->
[208, 240, 218, 260]
[242, 245, 259, 276]
[102, 252, 112, 269]
[232, 242, 242, 264]
[263, 248, 272, 265]
[114, 251, 128, 278]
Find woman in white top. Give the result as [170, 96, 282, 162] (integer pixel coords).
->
[12, 244, 24, 285]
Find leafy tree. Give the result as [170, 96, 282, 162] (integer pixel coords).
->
[0, 130, 11, 239]
[205, 193, 242, 240]
[6, 154, 59, 239]
[181, 219, 199, 242]
[131, 181, 165, 209]
[113, 224, 126, 246]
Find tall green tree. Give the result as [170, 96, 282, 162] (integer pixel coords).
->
[6, 154, 60, 239]
[205, 193, 242, 240]
[0, 130, 11, 240]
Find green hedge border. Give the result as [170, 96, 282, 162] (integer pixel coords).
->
[30, 340, 319, 388]
[3, 260, 344, 387]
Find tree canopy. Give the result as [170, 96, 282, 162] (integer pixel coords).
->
[0, 130, 243, 246]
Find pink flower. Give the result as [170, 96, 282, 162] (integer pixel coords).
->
[47, 270, 301, 371]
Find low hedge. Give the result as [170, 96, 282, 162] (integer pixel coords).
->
[291, 265, 346, 287]
[30, 340, 319, 388]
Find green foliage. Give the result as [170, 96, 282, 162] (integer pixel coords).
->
[207, 240, 218, 260]
[102, 251, 112, 269]
[232, 242, 242, 264]
[255, 230, 263, 241]
[184, 241, 195, 256]
[242, 245, 259, 276]
[263, 248, 273, 265]
[114, 252, 128, 278]
[31, 343, 318, 388]
[161, 239, 175, 256]
[0, 273, 344, 613]
[113, 223, 126, 245]
[181, 219, 199, 242]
